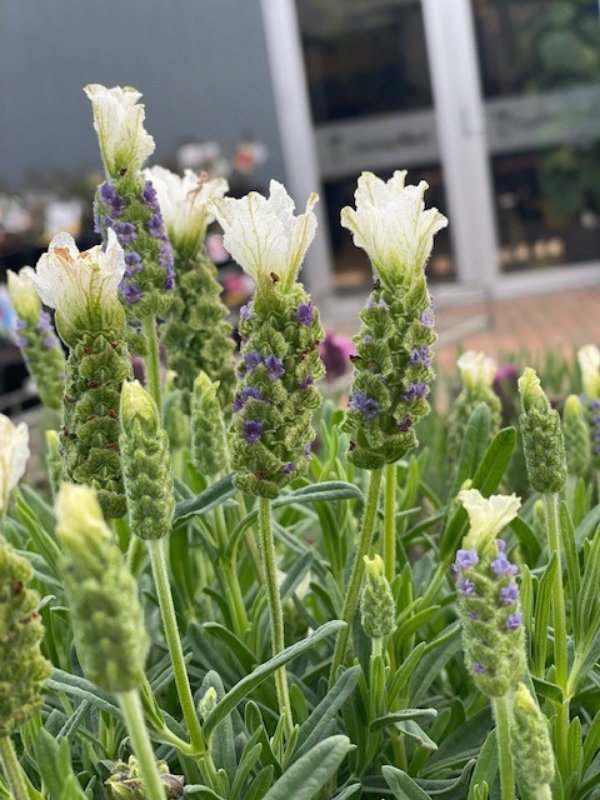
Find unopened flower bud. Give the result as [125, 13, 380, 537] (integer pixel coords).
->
[55, 484, 148, 693]
[360, 555, 396, 640]
[197, 686, 218, 720]
[511, 683, 555, 797]
[518, 368, 566, 493]
[0, 540, 51, 736]
[563, 394, 591, 478]
[120, 381, 174, 541]
[106, 755, 184, 800]
[191, 372, 229, 477]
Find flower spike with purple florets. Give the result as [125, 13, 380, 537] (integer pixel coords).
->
[340, 171, 447, 469]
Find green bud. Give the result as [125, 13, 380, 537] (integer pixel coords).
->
[163, 251, 236, 413]
[7, 269, 41, 323]
[120, 381, 174, 540]
[55, 484, 148, 693]
[191, 372, 229, 477]
[163, 382, 189, 452]
[518, 368, 566, 493]
[360, 555, 396, 640]
[45, 430, 62, 498]
[563, 394, 591, 478]
[511, 683, 555, 797]
[0, 540, 51, 736]
[106, 755, 184, 800]
[197, 686, 218, 721]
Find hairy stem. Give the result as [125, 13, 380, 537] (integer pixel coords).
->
[544, 491, 569, 777]
[493, 695, 516, 800]
[117, 690, 165, 800]
[0, 736, 29, 800]
[148, 537, 205, 754]
[214, 503, 248, 636]
[142, 315, 162, 410]
[258, 496, 293, 736]
[329, 468, 383, 686]
[383, 462, 397, 582]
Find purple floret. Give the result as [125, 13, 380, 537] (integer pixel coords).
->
[491, 555, 518, 577]
[281, 462, 296, 475]
[299, 375, 314, 390]
[240, 304, 252, 321]
[141, 181, 160, 211]
[114, 222, 137, 245]
[296, 303, 313, 326]
[15, 319, 27, 331]
[349, 390, 379, 419]
[507, 612, 523, 630]
[458, 577, 476, 596]
[500, 584, 519, 605]
[421, 309, 434, 328]
[243, 420, 263, 444]
[232, 386, 262, 412]
[36, 310, 53, 333]
[244, 352, 262, 372]
[403, 382, 428, 401]
[14, 336, 28, 348]
[474, 663, 486, 674]
[409, 347, 432, 368]
[454, 548, 479, 572]
[43, 336, 57, 349]
[148, 213, 165, 239]
[121, 284, 142, 304]
[265, 354, 285, 380]
[100, 182, 126, 216]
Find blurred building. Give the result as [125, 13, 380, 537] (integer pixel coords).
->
[1, 0, 600, 315]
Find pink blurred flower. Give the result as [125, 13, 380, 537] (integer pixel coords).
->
[320, 330, 357, 380]
[495, 363, 518, 382]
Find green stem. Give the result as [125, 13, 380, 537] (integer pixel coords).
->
[383, 463, 397, 582]
[544, 491, 569, 777]
[329, 468, 383, 687]
[126, 534, 146, 577]
[148, 537, 205, 754]
[0, 737, 29, 800]
[214, 504, 248, 636]
[117, 690, 165, 800]
[258, 497, 293, 736]
[493, 695, 516, 800]
[142, 315, 162, 409]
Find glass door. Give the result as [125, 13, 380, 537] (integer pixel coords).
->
[294, 0, 455, 291]
[472, 0, 600, 273]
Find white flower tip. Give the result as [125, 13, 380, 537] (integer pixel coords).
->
[459, 488, 521, 549]
[457, 351, 497, 390]
[0, 414, 30, 510]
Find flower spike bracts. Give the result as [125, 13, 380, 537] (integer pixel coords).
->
[448, 351, 501, 461]
[55, 484, 148, 693]
[212, 181, 325, 498]
[456, 489, 526, 697]
[7, 269, 66, 412]
[340, 171, 447, 469]
[0, 414, 29, 517]
[30, 232, 131, 517]
[149, 166, 236, 411]
[511, 683, 555, 800]
[85, 84, 175, 318]
[518, 367, 566, 493]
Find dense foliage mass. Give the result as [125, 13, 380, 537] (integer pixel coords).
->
[1, 84, 599, 800]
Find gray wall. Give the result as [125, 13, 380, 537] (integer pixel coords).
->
[0, 0, 285, 188]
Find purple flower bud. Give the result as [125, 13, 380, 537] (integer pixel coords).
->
[121, 284, 142, 304]
[36, 310, 53, 333]
[296, 303, 313, 326]
[454, 548, 479, 572]
[245, 352, 262, 372]
[265, 354, 285, 380]
[15, 319, 27, 331]
[299, 375, 314, 390]
[281, 462, 296, 475]
[507, 612, 523, 630]
[458, 577, 476, 596]
[164, 272, 175, 290]
[114, 222, 137, 245]
[349, 390, 379, 419]
[240, 304, 252, 321]
[232, 386, 262, 412]
[43, 336, 57, 349]
[421, 309, 434, 328]
[100, 182, 126, 216]
[148, 214, 165, 239]
[362, 335, 373, 344]
[409, 347, 432, 368]
[496, 538, 506, 553]
[125, 251, 142, 273]
[141, 181, 160, 211]
[491, 555, 519, 576]
[243, 420, 263, 444]
[500, 584, 519, 605]
[304, 442, 313, 458]
[14, 336, 28, 348]
[474, 662, 486, 674]
[403, 382, 428, 401]
[467, 611, 478, 620]
[366, 295, 389, 310]
[398, 416, 413, 432]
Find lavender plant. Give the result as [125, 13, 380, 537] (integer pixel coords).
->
[2, 83, 600, 800]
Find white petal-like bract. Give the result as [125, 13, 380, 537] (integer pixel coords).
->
[457, 351, 497, 392]
[84, 84, 155, 178]
[459, 488, 521, 550]
[340, 171, 447, 284]
[0, 414, 30, 512]
[577, 344, 600, 399]
[211, 180, 318, 290]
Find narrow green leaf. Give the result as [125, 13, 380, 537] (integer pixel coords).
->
[371, 708, 438, 733]
[449, 403, 491, 498]
[560, 502, 581, 636]
[387, 643, 427, 705]
[331, 785, 362, 800]
[395, 718, 437, 750]
[173, 474, 236, 524]
[533, 554, 557, 678]
[295, 665, 361, 759]
[468, 730, 497, 800]
[382, 765, 431, 800]
[203, 621, 345, 739]
[261, 736, 352, 800]
[510, 516, 541, 565]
